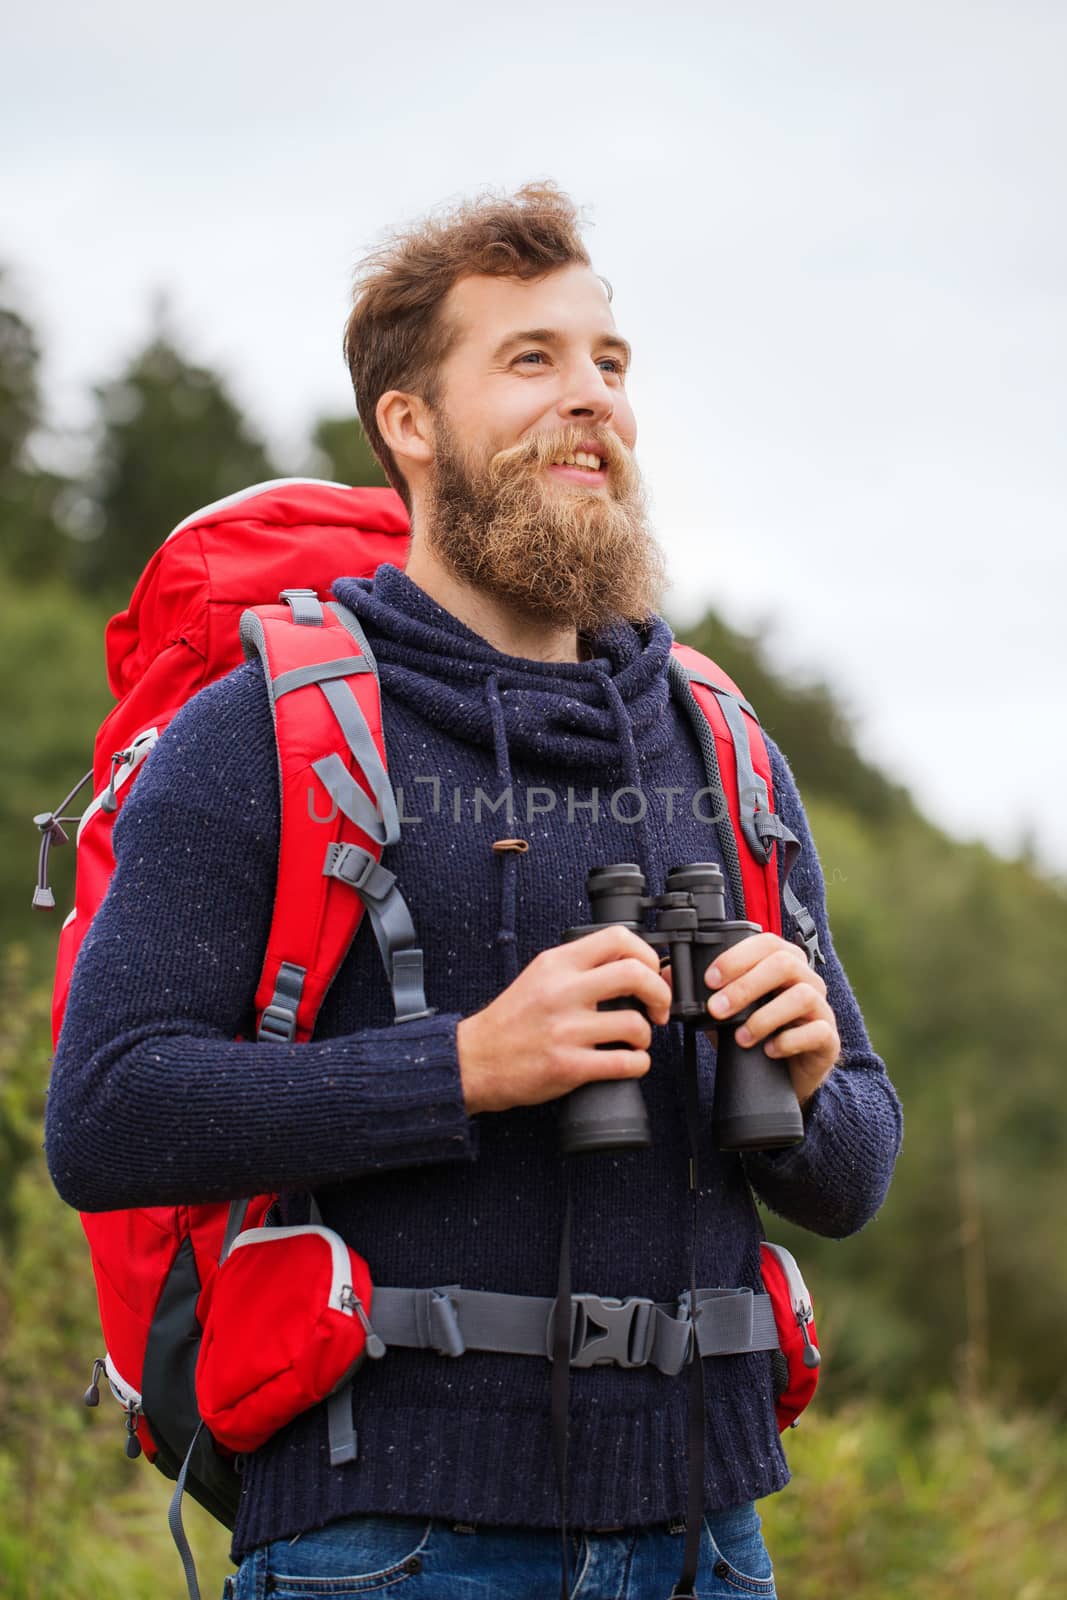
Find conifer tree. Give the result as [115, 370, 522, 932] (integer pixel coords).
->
[78, 306, 279, 594]
[0, 270, 69, 584]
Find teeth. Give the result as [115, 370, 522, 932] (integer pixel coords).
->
[551, 452, 602, 470]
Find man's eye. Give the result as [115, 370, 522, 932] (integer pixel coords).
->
[516, 351, 547, 365]
[598, 357, 625, 375]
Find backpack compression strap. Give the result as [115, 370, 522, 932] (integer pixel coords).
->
[667, 643, 822, 966]
[240, 591, 434, 1042]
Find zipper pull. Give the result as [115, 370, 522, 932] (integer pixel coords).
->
[31, 768, 94, 909]
[123, 1407, 143, 1459]
[342, 1290, 386, 1359]
[100, 750, 133, 814]
[796, 1303, 821, 1369]
[83, 1357, 106, 1407]
[32, 812, 70, 909]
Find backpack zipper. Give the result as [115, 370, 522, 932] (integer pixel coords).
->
[761, 1242, 821, 1369]
[89, 729, 161, 825]
[228, 1224, 359, 1316]
[83, 1353, 145, 1458]
[37, 731, 162, 913]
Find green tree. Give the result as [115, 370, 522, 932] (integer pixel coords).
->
[308, 414, 389, 487]
[0, 275, 39, 473]
[0, 270, 71, 584]
[76, 313, 280, 596]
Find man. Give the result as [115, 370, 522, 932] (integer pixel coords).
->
[46, 183, 901, 1598]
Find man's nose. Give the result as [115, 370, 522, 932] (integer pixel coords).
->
[556, 360, 615, 426]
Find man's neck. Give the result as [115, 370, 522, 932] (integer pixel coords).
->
[403, 539, 586, 664]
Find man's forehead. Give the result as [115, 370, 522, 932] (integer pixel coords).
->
[445, 265, 619, 348]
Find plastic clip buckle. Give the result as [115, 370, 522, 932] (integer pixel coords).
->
[562, 1295, 656, 1369]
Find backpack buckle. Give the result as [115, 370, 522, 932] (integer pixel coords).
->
[258, 1002, 297, 1043]
[553, 1294, 657, 1369]
[323, 841, 395, 902]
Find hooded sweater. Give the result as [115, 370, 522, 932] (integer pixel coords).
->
[46, 562, 902, 1557]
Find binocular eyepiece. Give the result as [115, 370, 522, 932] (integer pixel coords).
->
[559, 862, 805, 1157]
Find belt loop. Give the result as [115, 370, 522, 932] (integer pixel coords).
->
[428, 1287, 466, 1357]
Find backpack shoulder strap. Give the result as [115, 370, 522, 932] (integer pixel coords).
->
[239, 590, 434, 1042]
[668, 642, 823, 965]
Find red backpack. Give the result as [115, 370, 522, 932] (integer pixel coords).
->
[36, 478, 820, 1537]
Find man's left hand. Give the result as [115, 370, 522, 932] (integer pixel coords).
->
[703, 935, 840, 1108]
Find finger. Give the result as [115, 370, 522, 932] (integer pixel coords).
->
[572, 1045, 651, 1082]
[573, 957, 672, 1022]
[734, 986, 830, 1047]
[706, 936, 825, 997]
[706, 948, 815, 1022]
[582, 1007, 653, 1051]
[561, 925, 660, 975]
[763, 1018, 838, 1062]
[703, 934, 784, 988]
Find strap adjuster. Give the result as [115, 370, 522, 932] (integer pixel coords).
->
[414, 1287, 466, 1357]
[323, 841, 396, 902]
[551, 1294, 657, 1369]
[258, 1002, 297, 1042]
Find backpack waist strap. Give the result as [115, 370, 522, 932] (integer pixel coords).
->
[369, 1283, 778, 1377]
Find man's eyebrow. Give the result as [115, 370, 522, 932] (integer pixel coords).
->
[491, 328, 632, 366]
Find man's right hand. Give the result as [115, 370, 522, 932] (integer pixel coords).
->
[456, 925, 672, 1115]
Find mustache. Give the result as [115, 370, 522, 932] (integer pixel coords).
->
[487, 426, 634, 482]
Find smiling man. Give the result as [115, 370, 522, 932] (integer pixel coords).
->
[47, 184, 901, 1598]
[377, 262, 663, 656]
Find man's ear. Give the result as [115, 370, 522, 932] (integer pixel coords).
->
[377, 391, 435, 474]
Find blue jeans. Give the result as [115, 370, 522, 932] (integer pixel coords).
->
[226, 1502, 776, 1598]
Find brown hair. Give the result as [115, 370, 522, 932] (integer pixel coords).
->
[343, 182, 594, 508]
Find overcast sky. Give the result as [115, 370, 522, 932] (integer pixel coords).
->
[5, 1, 1065, 873]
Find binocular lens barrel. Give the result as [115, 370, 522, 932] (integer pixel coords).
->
[557, 862, 805, 1158]
[665, 862, 727, 924]
[586, 863, 647, 925]
[558, 871, 654, 1154]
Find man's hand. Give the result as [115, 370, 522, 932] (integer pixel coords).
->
[457, 925, 672, 1116]
[703, 934, 840, 1108]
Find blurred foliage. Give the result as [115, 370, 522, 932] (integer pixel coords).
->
[0, 277, 40, 473]
[309, 414, 389, 488]
[74, 313, 279, 597]
[0, 581, 114, 966]
[2, 270, 1066, 1595]
[0, 951, 231, 1599]
[0, 272, 73, 585]
[761, 1396, 1067, 1599]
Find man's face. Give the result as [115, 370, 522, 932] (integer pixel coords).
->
[420, 264, 667, 637]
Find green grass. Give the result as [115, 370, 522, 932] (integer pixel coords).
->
[762, 1396, 1067, 1599]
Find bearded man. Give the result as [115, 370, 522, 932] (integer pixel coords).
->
[47, 185, 901, 1598]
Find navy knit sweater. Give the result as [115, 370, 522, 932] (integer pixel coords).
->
[46, 562, 902, 1557]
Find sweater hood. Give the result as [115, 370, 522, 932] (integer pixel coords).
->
[332, 564, 677, 777]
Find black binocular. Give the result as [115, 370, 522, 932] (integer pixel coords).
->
[559, 862, 805, 1157]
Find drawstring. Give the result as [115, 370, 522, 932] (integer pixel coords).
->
[596, 671, 655, 888]
[481, 665, 654, 990]
[484, 675, 522, 989]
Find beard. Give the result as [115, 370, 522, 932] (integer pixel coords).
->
[422, 416, 669, 640]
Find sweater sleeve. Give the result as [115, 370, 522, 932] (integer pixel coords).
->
[44, 661, 476, 1214]
[740, 736, 903, 1238]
